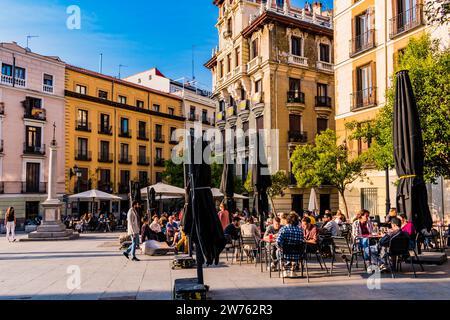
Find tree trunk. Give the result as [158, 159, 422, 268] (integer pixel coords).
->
[339, 189, 350, 219]
[270, 196, 277, 216]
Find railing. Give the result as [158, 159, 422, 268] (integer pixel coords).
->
[216, 111, 226, 122]
[154, 135, 165, 143]
[43, 84, 54, 93]
[118, 155, 132, 164]
[238, 99, 250, 112]
[118, 183, 130, 194]
[389, 4, 423, 39]
[154, 158, 165, 167]
[351, 87, 377, 111]
[75, 150, 92, 161]
[98, 125, 113, 135]
[118, 129, 132, 138]
[234, 65, 247, 75]
[75, 121, 91, 132]
[247, 56, 262, 72]
[316, 61, 334, 72]
[137, 130, 149, 141]
[315, 96, 332, 107]
[97, 181, 113, 193]
[21, 182, 47, 194]
[98, 152, 113, 163]
[24, 108, 46, 121]
[1, 74, 26, 87]
[0, 181, 4, 194]
[288, 55, 308, 67]
[288, 131, 308, 143]
[0, 102, 4, 115]
[188, 113, 199, 121]
[349, 29, 376, 57]
[287, 91, 305, 104]
[23, 143, 46, 155]
[138, 156, 150, 166]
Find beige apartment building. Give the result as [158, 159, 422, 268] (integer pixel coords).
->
[334, 0, 449, 219]
[205, 0, 338, 213]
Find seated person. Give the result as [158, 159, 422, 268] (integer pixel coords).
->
[385, 208, 398, 224]
[150, 215, 166, 242]
[334, 210, 346, 225]
[175, 227, 189, 254]
[240, 217, 261, 260]
[320, 213, 339, 237]
[96, 214, 108, 232]
[264, 216, 282, 269]
[224, 217, 241, 242]
[400, 214, 415, 237]
[302, 217, 319, 253]
[140, 216, 152, 243]
[276, 212, 304, 269]
[303, 211, 316, 225]
[165, 215, 179, 243]
[352, 209, 374, 257]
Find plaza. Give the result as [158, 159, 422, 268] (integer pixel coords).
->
[0, 232, 449, 300]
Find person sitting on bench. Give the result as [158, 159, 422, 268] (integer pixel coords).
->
[150, 215, 166, 242]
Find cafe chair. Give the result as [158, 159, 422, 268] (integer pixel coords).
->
[224, 234, 241, 264]
[387, 235, 417, 279]
[239, 236, 259, 266]
[278, 242, 309, 284]
[331, 236, 364, 277]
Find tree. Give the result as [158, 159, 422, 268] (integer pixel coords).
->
[346, 34, 450, 182]
[425, 0, 450, 26]
[291, 129, 367, 218]
[267, 171, 289, 214]
[161, 160, 184, 188]
[210, 161, 224, 189]
[244, 170, 253, 193]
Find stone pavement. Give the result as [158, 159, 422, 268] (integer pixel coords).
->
[0, 232, 449, 300]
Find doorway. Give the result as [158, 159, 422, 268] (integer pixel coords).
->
[319, 194, 331, 215]
[292, 194, 303, 216]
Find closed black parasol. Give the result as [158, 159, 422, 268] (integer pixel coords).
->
[220, 158, 235, 218]
[393, 70, 433, 232]
[251, 129, 272, 233]
[182, 136, 226, 284]
[147, 187, 156, 216]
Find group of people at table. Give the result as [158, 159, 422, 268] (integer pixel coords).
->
[220, 203, 418, 273]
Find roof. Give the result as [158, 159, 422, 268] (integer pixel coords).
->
[0, 42, 65, 64]
[204, 53, 218, 69]
[66, 64, 183, 101]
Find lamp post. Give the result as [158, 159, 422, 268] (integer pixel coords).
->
[74, 165, 82, 217]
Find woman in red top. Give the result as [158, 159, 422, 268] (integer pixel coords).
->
[218, 203, 230, 231]
[400, 214, 415, 236]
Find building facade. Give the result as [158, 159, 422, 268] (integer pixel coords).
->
[125, 69, 216, 133]
[0, 42, 66, 225]
[205, 0, 338, 213]
[334, 0, 449, 219]
[65, 65, 185, 215]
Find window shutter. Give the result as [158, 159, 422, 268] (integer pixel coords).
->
[371, 61, 377, 104]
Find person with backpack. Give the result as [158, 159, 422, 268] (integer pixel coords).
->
[4, 207, 16, 242]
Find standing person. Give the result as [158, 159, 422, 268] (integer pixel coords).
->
[123, 201, 141, 261]
[4, 207, 16, 242]
[218, 203, 230, 231]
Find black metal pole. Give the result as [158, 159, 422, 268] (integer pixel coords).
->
[385, 166, 391, 216]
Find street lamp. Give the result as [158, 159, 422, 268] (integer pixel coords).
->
[73, 165, 82, 217]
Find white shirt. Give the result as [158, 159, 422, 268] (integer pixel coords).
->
[150, 221, 162, 233]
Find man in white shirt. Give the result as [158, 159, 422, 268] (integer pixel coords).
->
[123, 201, 141, 261]
[322, 213, 339, 236]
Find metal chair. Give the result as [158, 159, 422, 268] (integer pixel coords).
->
[331, 236, 365, 277]
[278, 241, 309, 284]
[387, 235, 417, 278]
[224, 234, 241, 264]
[239, 236, 259, 265]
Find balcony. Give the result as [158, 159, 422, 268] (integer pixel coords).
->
[223, 30, 232, 38]
[188, 113, 199, 122]
[138, 156, 150, 166]
[288, 55, 308, 67]
[201, 116, 211, 125]
[390, 5, 423, 39]
[23, 144, 46, 156]
[21, 182, 47, 194]
[118, 183, 130, 194]
[154, 134, 165, 143]
[98, 181, 113, 193]
[43, 84, 54, 93]
[315, 96, 332, 108]
[98, 125, 113, 136]
[288, 131, 308, 143]
[24, 108, 46, 121]
[247, 56, 262, 73]
[75, 121, 91, 132]
[351, 87, 377, 111]
[154, 158, 165, 167]
[234, 64, 247, 77]
[1, 74, 26, 87]
[216, 110, 226, 129]
[137, 130, 149, 141]
[316, 61, 334, 73]
[118, 155, 132, 165]
[350, 29, 376, 57]
[287, 91, 305, 104]
[0, 102, 4, 115]
[118, 129, 132, 138]
[75, 151, 92, 162]
[98, 152, 113, 163]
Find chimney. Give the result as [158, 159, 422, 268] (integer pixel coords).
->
[312, 1, 322, 16]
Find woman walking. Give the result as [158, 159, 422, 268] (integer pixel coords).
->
[5, 207, 16, 242]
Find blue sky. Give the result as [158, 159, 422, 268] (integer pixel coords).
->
[0, 0, 333, 89]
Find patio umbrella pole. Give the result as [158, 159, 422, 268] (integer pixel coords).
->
[190, 171, 204, 285]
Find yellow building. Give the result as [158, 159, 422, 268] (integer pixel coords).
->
[65, 65, 185, 214]
[334, 0, 449, 219]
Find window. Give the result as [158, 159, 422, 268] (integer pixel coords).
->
[100, 114, 110, 133]
[354, 63, 375, 109]
[77, 109, 88, 127]
[317, 83, 328, 97]
[98, 90, 108, 99]
[118, 95, 127, 104]
[168, 107, 174, 115]
[170, 127, 177, 142]
[26, 97, 42, 109]
[76, 85, 87, 95]
[251, 39, 259, 59]
[43, 74, 53, 87]
[78, 138, 88, 156]
[289, 114, 302, 132]
[219, 60, 224, 78]
[291, 36, 302, 56]
[26, 126, 41, 148]
[155, 124, 163, 138]
[120, 170, 130, 184]
[202, 110, 208, 122]
[319, 43, 330, 62]
[100, 141, 110, 160]
[138, 121, 147, 139]
[136, 100, 144, 108]
[120, 118, 129, 134]
[190, 106, 196, 120]
[1, 63, 12, 76]
[227, 17, 232, 35]
[156, 148, 163, 160]
[317, 118, 328, 134]
[100, 169, 111, 184]
[25, 163, 41, 193]
[139, 146, 147, 163]
[120, 143, 129, 158]
[139, 171, 148, 185]
[15, 66, 26, 80]
[235, 47, 241, 67]
[361, 188, 378, 215]
[255, 79, 262, 93]
[289, 78, 301, 93]
[153, 104, 160, 112]
[227, 54, 232, 73]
